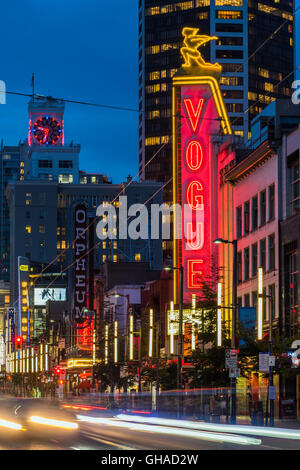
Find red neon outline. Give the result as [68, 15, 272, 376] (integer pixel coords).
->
[183, 98, 205, 134]
[186, 222, 204, 250]
[185, 140, 203, 171]
[187, 260, 204, 289]
[186, 180, 204, 210]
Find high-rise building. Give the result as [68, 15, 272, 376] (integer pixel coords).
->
[138, 0, 294, 189]
[0, 143, 23, 281]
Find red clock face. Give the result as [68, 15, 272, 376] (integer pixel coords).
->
[33, 116, 62, 145]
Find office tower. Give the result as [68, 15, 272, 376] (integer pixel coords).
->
[138, 0, 294, 189]
[0, 143, 23, 281]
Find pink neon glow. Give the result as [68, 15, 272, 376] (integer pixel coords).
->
[178, 88, 221, 301]
[185, 140, 203, 171]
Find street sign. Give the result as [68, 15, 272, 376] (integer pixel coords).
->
[229, 368, 240, 378]
[269, 355, 276, 367]
[225, 349, 238, 369]
[259, 352, 269, 372]
[269, 385, 276, 400]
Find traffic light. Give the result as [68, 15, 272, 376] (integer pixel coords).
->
[15, 336, 23, 350]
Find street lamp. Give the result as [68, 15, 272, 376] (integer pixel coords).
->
[213, 237, 238, 425]
[164, 265, 184, 396]
[257, 268, 274, 427]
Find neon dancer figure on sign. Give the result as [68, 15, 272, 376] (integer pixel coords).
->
[181, 28, 222, 75]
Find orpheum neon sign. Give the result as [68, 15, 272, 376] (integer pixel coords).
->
[73, 204, 94, 351]
[172, 75, 231, 302]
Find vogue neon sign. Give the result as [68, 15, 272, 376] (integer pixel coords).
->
[173, 75, 231, 302]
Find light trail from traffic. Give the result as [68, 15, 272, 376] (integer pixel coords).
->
[116, 414, 300, 441]
[76, 414, 261, 446]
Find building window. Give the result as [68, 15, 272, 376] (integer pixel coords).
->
[287, 251, 299, 335]
[236, 206, 242, 238]
[244, 201, 250, 234]
[25, 211, 31, 220]
[39, 192, 46, 205]
[39, 225, 45, 234]
[113, 254, 117, 263]
[269, 284, 276, 320]
[58, 174, 73, 183]
[25, 225, 31, 234]
[260, 238, 266, 271]
[288, 157, 300, 216]
[268, 184, 275, 220]
[59, 160, 73, 168]
[25, 193, 31, 206]
[251, 243, 258, 277]
[260, 190, 266, 226]
[38, 160, 52, 168]
[252, 195, 258, 231]
[244, 293, 250, 307]
[135, 253, 141, 262]
[237, 251, 242, 284]
[268, 233, 275, 271]
[263, 287, 267, 321]
[244, 247, 250, 281]
[252, 291, 258, 311]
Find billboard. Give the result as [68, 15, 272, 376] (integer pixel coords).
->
[34, 288, 66, 306]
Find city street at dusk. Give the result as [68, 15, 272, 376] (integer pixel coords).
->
[0, 0, 300, 460]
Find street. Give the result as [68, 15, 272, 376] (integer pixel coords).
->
[0, 397, 300, 450]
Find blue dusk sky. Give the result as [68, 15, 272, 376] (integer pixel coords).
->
[0, 1, 300, 184]
[0, 0, 139, 183]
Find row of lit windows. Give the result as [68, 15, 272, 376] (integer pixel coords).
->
[147, 109, 173, 120]
[220, 76, 243, 86]
[257, 3, 293, 21]
[148, 69, 177, 81]
[145, 136, 170, 146]
[145, 1, 209, 16]
[216, 0, 243, 5]
[146, 83, 168, 94]
[146, 43, 180, 55]
[217, 10, 243, 19]
[102, 253, 141, 263]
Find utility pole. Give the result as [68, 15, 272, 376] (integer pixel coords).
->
[177, 266, 184, 417]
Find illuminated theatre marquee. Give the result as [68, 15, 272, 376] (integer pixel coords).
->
[172, 29, 232, 303]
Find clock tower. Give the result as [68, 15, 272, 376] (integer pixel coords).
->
[24, 97, 80, 183]
[28, 97, 65, 147]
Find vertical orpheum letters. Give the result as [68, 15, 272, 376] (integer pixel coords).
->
[74, 204, 93, 351]
[74, 204, 87, 324]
